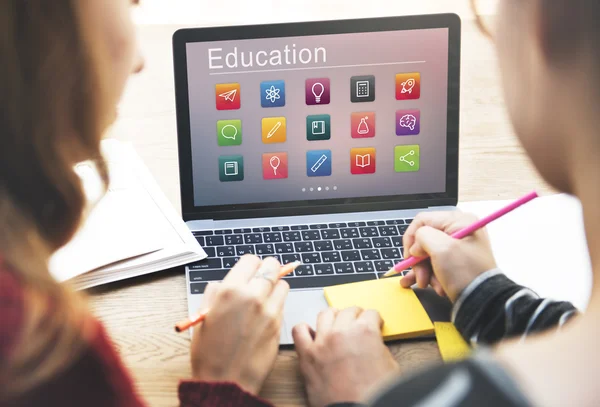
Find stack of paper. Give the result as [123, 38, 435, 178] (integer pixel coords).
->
[49, 139, 206, 290]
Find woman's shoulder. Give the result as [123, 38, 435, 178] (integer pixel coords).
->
[0, 258, 26, 360]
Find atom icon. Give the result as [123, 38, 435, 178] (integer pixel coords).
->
[265, 85, 281, 104]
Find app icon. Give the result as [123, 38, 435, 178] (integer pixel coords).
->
[396, 109, 420, 136]
[351, 112, 375, 138]
[260, 80, 285, 108]
[306, 114, 331, 141]
[394, 145, 420, 172]
[395, 73, 421, 100]
[217, 119, 242, 146]
[305, 78, 330, 105]
[218, 155, 244, 181]
[350, 148, 376, 175]
[261, 117, 286, 144]
[215, 83, 241, 110]
[350, 75, 375, 103]
[262, 152, 288, 180]
[306, 150, 332, 177]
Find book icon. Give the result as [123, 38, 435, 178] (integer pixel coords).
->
[350, 148, 376, 174]
[311, 120, 325, 135]
[224, 161, 239, 176]
[355, 154, 371, 168]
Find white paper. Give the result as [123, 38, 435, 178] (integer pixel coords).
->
[458, 193, 592, 310]
[49, 168, 164, 282]
[50, 139, 206, 287]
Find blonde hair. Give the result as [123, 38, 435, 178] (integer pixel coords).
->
[0, 0, 110, 400]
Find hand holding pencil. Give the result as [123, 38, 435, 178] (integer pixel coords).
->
[395, 192, 537, 301]
[184, 255, 298, 396]
[175, 259, 300, 332]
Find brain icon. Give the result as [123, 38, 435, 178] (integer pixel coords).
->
[399, 114, 417, 131]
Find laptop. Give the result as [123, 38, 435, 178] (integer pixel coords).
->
[172, 14, 461, 344]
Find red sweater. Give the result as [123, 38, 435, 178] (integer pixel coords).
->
[0, 261, 273, 407]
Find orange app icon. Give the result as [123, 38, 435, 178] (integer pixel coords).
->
[215, 83, 241, 110]
[350, 148, 376, 174]
[262, 152, 288, 180]
[261, 117, 287, 144]
[395, 73, 421, 100]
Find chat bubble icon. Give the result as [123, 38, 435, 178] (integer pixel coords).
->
[399, 114, 417, 131]
[221, 124, 237, 139]
[217, 120, 242, 146]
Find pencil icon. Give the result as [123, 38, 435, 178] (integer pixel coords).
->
[267, 121, 282, 139]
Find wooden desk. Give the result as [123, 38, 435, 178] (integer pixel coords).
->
[92, 19, 553, 407]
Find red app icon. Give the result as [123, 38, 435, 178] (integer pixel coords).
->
[215, 83, 241, 110]
[350, 148, 376, 174]
[351, 112, 375, 138]
[262, 152, 288, 180]
[395, 73, 421, 100]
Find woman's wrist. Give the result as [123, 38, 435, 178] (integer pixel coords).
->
[451, 268, 504, 322]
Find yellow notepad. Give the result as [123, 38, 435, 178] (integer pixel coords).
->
[323, 277, 434, 341]
[434, 322, 471, 362]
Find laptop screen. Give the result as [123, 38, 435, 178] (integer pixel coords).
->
[178, 18, 457, 216]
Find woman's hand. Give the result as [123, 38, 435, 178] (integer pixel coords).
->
[292, 307, 399, 407]
[400, 211, 497, 302]
[190, 255, 289, 395]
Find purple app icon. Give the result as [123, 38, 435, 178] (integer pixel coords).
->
[396, 109, 420, 136]
[305, 78, 330, 105]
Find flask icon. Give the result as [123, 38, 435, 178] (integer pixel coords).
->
[357, 116, 369, 135]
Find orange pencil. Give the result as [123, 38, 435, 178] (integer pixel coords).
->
[174, 261, 302, 333]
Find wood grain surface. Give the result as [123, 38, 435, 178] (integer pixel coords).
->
[91, 15, 554, 407]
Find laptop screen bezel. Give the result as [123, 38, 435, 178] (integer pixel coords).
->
[173, 14, 461, 221]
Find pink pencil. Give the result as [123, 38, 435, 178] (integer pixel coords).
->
[383, 191, 539, 277]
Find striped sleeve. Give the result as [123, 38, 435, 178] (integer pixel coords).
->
[452, 269, 578, 345]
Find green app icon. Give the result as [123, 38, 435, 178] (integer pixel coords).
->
[394, 145, 420, 172]
[306, 114, 331, 141]
[217, 119, 242, 146]
[218, 155, 244, 182]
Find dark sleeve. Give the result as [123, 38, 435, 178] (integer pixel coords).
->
[370, 353, 531, 407]
[179, 381, 274, 407]
[1, 267, 146, 407]
[4, 322, 147, 407]
[452, 269, 578, 345]
[0, 265, 271, 407]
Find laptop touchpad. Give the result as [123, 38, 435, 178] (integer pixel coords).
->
[281, 289, 328, 345]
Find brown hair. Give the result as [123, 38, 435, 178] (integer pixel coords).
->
[472, 0, 600, 65]
[0, 1, 110, 399]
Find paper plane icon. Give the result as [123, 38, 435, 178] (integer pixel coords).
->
[219, 89, 237, 102]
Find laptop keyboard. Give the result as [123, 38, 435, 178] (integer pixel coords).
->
[188, 219, 413, 294]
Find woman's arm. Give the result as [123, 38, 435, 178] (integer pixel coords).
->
[0, 268, 273, 407]
[369, 351, 532, 407]
[452, 269, 578, 345]
[399, 211, 578, 344]
[179, 381, 273, 407]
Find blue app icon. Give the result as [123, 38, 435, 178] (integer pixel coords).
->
[306, 150, 332, 177]
[260, 80, 286, 108]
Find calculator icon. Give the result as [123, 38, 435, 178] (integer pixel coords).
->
[356, 81, 370, 97]
[351, 75, 375, 102]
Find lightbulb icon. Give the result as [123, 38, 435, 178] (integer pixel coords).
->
[269, 155, 280, 175]
[312, 82, 325, 103]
